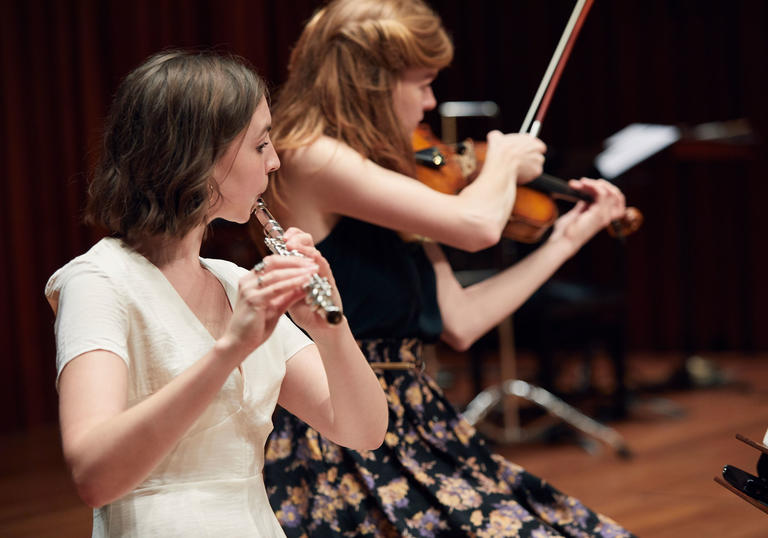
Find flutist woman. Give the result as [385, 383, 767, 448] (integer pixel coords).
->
[262, 0, 633, 536]
[44, 49, 386, 537]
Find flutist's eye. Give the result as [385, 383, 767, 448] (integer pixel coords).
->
[256, 142, 269, 153]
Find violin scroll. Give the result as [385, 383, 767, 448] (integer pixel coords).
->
[608, 206, 643, 239]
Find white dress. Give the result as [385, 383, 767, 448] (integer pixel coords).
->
[45, 237, 312, 537]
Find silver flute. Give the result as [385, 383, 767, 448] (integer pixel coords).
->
[252, 198, 343, 325]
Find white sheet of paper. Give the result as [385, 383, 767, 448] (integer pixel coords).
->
[594, 123, 681, 179]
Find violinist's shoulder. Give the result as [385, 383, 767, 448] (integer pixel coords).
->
[288, 135, 368, 179]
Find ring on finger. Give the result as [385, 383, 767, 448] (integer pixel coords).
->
[256, 274, 264, 288]
[253, 260, 267, 273]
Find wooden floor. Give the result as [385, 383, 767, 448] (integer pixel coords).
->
[1, 351, 767, 537]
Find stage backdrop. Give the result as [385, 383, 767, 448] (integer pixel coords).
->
[2, 0, 766, 433]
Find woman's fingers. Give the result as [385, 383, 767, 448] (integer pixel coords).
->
[252, 253, 317, 274]
[484, 131, 547, 184]
[568, 177, 626, 218]
[242, 256, 318, 314]
[282, 228, 334, 281]
[249, 264, 316, 290]
[224, 253, 323, 357]
[252, 230, 342, 326]
[251, 274, 313, 314]
[282, 229, 322, 261]
[281, 227, 314, 246]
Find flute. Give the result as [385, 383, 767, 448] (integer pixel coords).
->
[252, 198, 343, 325]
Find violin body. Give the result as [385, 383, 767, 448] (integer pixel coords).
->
[501, 186, 560, 243]
[412, 124, 557, 243]
[412, 124, 642, 243]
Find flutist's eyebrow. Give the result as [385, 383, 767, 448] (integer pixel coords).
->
[257, 125, 272, 139]
[252, 125, 271, 148]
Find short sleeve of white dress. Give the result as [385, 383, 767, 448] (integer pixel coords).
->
[274, 315, 314, 362]
[45, 257, 130, 388]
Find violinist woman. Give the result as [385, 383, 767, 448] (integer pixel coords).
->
[263, 0, 634, 536]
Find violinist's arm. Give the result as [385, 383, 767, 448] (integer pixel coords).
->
[427, 240, 567, 351]
[429, 178, 625, 351]
[284, 133, 545, 252]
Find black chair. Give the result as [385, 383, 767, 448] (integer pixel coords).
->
[513, 278, 630, 421]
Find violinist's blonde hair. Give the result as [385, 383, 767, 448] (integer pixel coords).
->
[269, 0, 453, 202]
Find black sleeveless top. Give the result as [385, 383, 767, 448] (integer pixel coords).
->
[316, 217, 442, 342]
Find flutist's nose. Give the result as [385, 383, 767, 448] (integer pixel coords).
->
[266, 143, 280, 173]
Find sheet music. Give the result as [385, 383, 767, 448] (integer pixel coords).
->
[594, 123, 681, 179]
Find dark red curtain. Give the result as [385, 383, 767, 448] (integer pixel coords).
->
[0, 0, 322, 433]
[2, 0, 766, 433]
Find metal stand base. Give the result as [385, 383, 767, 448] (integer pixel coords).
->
[463, 378, 632, 459]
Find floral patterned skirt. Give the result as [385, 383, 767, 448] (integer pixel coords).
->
[264, 338, 634, 537]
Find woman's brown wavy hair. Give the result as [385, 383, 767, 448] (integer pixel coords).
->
[268, 0, 453, 206]
[86, 50, 266, 245]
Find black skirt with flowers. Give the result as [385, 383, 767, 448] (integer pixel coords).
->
[264, 338, 634, 537]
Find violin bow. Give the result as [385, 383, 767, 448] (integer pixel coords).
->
[518, 0, 596, 200]
[519, 0, 595, 137]
[517, 0, 643, 239]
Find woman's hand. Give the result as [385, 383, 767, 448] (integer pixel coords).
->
[547, 177, 626, 255]
[483, 131, 547, 185]
[280, 227, 343, 333]
[219, 253, 319, 360]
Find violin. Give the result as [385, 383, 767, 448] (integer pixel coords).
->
[412, 123, 643, 243]
[413, 0, 642, 243]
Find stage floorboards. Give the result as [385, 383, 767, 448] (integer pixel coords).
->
[2, 352, 767, 537]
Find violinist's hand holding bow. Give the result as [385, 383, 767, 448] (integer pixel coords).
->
[482, 130, 547, 185]
[547, 177, 626, 257]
